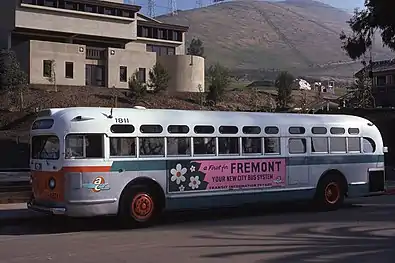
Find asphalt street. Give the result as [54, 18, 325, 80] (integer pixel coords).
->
[0, 196, 394, 263]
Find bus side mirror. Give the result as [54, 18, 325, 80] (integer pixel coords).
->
[383, 146, 388, 153]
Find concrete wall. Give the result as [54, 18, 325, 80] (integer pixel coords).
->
[15, 4, 136, 40]
[107, 48, 156, 89]
[29, 40, 86, 86]
[158, 55, 205, 93]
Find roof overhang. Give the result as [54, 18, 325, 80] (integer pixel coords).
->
[137, 20, 189, 32]
[13, 28, 132, 45]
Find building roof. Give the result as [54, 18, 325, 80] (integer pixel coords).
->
[355, 59, 395, 77]
[137, 20, 189, 32]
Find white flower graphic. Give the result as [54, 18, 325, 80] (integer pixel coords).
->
[170, 163, 187, 185]
[190, 165, 196, 172]
[188, 176, 201, 190]
[179, 185, 185, 192]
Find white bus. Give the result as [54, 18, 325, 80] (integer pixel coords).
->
[28, 107, 386, 227]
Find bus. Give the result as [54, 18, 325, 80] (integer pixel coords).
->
[28, 107, 386, 227]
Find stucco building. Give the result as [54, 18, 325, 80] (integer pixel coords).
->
[0, 0, 205, 92]
[355, 59, 395, 107]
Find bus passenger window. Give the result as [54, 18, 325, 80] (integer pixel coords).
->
[193, 137, 216, 155]
[65, 135, 84, 158]
[330, 127, 345, 134]
[242, 137, 262, 154]
[348, 128, 359, 135]
[330, 137, 346, 152]
[289, 138, 306, 154]
[311, 137, 328, 153]
[363, 137, 376, 153]
[65, 134, 103, 158]
[218, 137, 239, 155]
[289, 127, 305, 134]
[139, 137, 164, 156]
[110, 137, 136, 157]
[85, 135, 104, 158]
[348, 137, 361, 152]
[243, 126, 261, 134]
[312, 127, 327, 134]
[264, 137, 280, 154]
[167, 137, 191, 156]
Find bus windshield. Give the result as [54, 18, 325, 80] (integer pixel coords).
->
[31, 135, 60, 160]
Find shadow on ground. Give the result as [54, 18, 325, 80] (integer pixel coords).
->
[182, 223, 395, 263]
[0, 201, 364, 236]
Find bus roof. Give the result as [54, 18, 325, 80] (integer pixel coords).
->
[36, 107, 370, 127]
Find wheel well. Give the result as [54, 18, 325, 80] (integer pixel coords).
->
[118, 177, 166, 212]
[317, 169, 348, 195]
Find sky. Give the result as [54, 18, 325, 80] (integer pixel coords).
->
[124, 0, 365, 16]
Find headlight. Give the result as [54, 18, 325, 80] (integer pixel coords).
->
[48, 177, 56, 190]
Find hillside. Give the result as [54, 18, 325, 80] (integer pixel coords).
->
[158, 0, 392, 78]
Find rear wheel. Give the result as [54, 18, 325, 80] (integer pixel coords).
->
[314, 174, 345, 211]
[118, 185, 160, 228]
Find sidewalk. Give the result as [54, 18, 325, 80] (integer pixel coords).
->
[0, 203, 44, 224]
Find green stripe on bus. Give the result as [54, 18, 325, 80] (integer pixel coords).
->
[110, 154, 384, 172]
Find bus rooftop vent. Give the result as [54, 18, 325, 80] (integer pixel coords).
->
[133, 106, 147, 109]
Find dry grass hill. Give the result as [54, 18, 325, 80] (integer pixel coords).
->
[158, 0, 392, 78]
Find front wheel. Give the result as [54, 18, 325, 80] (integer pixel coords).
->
[118, 185, 160, 228]
[314, 175, 345, 211]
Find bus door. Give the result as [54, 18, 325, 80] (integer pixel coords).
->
[287, 137, 309, 186]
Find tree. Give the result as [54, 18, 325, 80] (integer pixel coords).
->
[339, 1, 395, 59]
[187, 38, 205, 57]
[206, 63, 231, 106]
[148, 62, 170, 93]
[275, 71, 294, 109]
[349, 63, 375, 108]
[0, 49, 28, 109]
[128, 69, 147, 101]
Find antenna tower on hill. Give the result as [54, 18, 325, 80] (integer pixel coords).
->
[148, 0, 156, 17]
[168, 0, 177, 16]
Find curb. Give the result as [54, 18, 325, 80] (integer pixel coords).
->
[385, 188, 395, 195]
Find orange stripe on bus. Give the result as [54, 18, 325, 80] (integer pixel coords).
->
[62, 166, 111, 173]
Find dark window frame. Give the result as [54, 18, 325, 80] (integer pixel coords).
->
[43, 60, 52, 78]
[65, 61, 74, 79]
[120, 66, 127, 82]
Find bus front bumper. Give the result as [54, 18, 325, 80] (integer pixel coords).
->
[27, 199, 66, 215]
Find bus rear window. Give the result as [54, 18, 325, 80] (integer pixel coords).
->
[65, 134, 104, 159]
[31, 135, 60, 160]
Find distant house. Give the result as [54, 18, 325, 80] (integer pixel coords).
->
[355, 59, 395, 107]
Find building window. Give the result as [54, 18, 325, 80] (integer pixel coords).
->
[167, 47, 175, 55]
[43, 60, 52, 78]
[43, 0, 56, 7]
[377, 76, 386, 86]
[120, 66, 127, 82]
[65, 62, 73, 79]
[138, 68, 146, 83]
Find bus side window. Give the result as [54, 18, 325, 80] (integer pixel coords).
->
[85, 134, 104, 158]
[139, 137, 165, 157]
[289, 138, 306, 154]
[242, 137, 262, 154]
[110, 137, 136, 157]
[330, 137, 347, 152]
[363, 137, 376, 153]
[311, 137, 328, 153]
[218, 137, 239, 155]
[348, 137, 361, 152]
[65, 134, 103, 158]
[193, 137, 216, 155]
[167, 137, 191, 156]
[264, 137, 280, 154]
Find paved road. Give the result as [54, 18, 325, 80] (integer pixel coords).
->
[0, 196, 394, 263]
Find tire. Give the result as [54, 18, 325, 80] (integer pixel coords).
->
[118, 185, 161, 228]
[314, 174, 345, 211]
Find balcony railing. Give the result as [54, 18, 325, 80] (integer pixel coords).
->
[86, 47, 106, 60]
